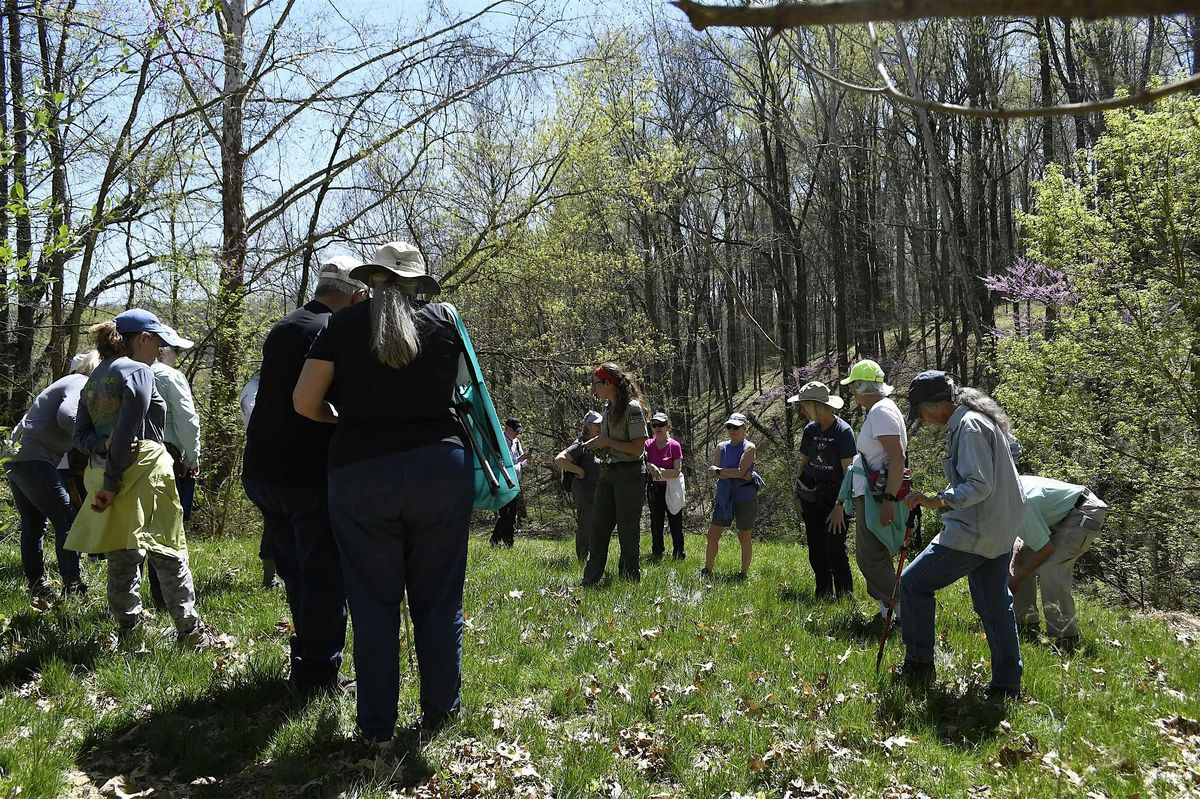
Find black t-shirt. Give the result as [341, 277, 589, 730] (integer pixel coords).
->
[307, 299, 464, 470]
[243, 300, 335, 487]
[799, 417, 856, 485]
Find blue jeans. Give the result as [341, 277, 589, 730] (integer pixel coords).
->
[328, 442, 472, 741]
[243, 476, 347, 689]
[6, 460, 81, 585]
[900, 542, 1023, 690]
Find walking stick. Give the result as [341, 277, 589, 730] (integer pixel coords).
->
[876, 507, 920, 673]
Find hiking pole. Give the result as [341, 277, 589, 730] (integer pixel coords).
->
[876, 507, 920, 673]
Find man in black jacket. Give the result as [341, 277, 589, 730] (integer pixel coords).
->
[242, 256, 366, 694]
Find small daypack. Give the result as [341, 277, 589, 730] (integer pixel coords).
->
[443, 303, 520, 511]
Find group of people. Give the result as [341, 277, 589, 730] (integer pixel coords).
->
[6, 243, 1108, 742]
[548, 356, 1105, 697]
[551, 368, 764, 585]
[6, 309, 218, 646]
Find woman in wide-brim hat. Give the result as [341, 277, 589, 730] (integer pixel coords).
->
[294, 240, 472, 742]
[788, 381, 857, 600]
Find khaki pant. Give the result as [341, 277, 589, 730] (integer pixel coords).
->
[855, 496, 897, 603]
[107, 548, 199, 632]
[1012, 492, 1107, 638]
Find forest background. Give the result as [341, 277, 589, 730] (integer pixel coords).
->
[0, 0, 1198, 610]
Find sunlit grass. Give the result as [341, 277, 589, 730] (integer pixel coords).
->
[0, 529, 1197, 797]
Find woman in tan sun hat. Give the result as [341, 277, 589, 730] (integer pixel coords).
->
[294, 240, 471, 742]
[788, 381, 857, 600]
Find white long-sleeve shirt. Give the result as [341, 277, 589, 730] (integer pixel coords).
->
[151, 361, 201, 470]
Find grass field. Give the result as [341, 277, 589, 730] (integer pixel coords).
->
[1, 528, 1199, 798]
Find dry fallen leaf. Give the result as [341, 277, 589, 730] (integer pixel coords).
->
[882, 734, 917, 751]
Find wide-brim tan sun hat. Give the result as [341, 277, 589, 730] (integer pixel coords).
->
[786, 380, 844, 410]
[350, 241, 441, 295]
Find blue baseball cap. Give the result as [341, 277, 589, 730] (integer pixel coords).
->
[113, 309, 192, 349]
[906, 370, 954, 423]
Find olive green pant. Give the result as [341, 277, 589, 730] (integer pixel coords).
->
[582, 463, 645, 584]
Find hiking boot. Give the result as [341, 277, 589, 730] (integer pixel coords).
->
[647, 553, 663, 564]
[1018, 622, 1041, 641]
[1051, 635, 1080, 653]
[288, 674, 354, 699]
[896, 661, 936, 687]
[985, 683, 1021, 700]
[262, 558, 278, 590]
[111, 621, 146, 652]
[177, 620, 225, 651]
[699, 568, 713, 579]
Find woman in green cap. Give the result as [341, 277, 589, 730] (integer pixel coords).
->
[829, 359, 908, 621]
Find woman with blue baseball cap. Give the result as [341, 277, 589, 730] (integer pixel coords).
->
[65, 309, 219, 650]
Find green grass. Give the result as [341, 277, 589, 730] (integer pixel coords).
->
[1, 529, 1198, 798]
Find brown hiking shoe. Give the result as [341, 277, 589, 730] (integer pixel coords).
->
[177, 621, 231, 651]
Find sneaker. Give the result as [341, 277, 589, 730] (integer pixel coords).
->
[176, 620, 225, 651]
[647, 553, 664, 564]
[62, 579, 88, 597]
[28, 578, 55, 601]
[735, 571, 748, 581]
[699, 568, 713, 579]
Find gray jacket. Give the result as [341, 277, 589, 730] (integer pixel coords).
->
[7, 374, 87, 466]
[933, 405, 1026, 559]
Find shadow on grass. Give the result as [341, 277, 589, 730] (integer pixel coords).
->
[0, 604, 110, 687]
[875, 679, 1010, 747]
[77, 668, 433, 797]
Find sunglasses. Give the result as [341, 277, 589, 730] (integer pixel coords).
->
[651, 422, 666, 428]
[725, 424, 740, 430]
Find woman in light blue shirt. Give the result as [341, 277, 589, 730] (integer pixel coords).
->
[901, 371, 1026, 697]
[1010, 475, 1106, 645]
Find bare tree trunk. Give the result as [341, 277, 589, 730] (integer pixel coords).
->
[7, 0, 34, 416]
[0, 12, 9, 410]
[208, 0, 249, 486]
[36, 0, 73, 378]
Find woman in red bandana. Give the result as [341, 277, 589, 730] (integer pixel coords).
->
[580, 362, 649, 585]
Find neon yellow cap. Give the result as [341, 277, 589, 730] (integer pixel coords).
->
[839, 359, 885, 385]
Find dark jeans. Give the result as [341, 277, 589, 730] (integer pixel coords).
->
[243, 476, 347, 689]
[647, 481, 684, 558]
[571, 486, 596, 562]
[328, 442, 473, 741]
[489, 495, 520, 547]
[900, 543, 1023, 689]
[6, 460, 81, 585]
[582, 462, 645, 584]
[799, 486, 852, 598]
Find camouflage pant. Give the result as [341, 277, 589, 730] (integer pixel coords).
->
[106, 548, 198, 632]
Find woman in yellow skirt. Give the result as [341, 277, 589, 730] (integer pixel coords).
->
[66, 309, 218, 649]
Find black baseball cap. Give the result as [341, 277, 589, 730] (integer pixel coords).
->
[906, 371, 954, 423]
